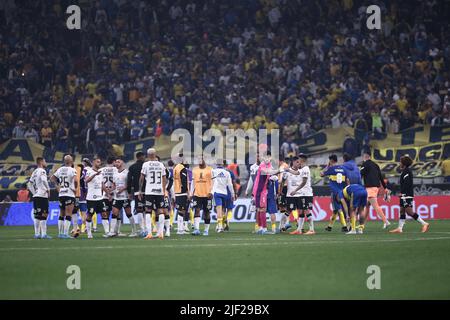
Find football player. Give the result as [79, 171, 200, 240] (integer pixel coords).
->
[84, 156, 106, 239]
[191, 156, 213, 236]
[321, 154, 349, 232]
[338, 184, 368, 234]
[138, 148, 167, 239]
[28, 157, 51, 239]
[51, 155, 78, 239]
[390, 156, 430, 233]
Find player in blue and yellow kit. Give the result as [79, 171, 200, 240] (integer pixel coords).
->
[321, 155, 349, 232]
[338, 184, 368, 234]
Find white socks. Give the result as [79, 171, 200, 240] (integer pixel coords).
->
[40, 220, 47, 236]
[63, 220, 71, 235]
[280, 214, 287, 229]
[145, 214, 152, 233]
[204, 224, 210, 232]
[86, 221, 92, 237]
[102, 219, 110, 234]
[308, 216, 314, 231]
[137, 212, 144, 231]
[416, 216, 427, 225]
[73, 213, 78, 229]
[297, 218, 305, 231]
[194, 217, 200, 231]
[110, 218, 117, 234]
[158, 214, 164, 235]
[164, 219, 171, 235]
[177, 215, 184, 232]
[58, 219, 64, 235]
[128, 215, 136, 233]
[34, 219, 40, 236]
[399, 219, 406, 230]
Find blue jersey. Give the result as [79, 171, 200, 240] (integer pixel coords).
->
[338, 184, 368, 209]
[323, 165, 348, 194]
[267, 179, 278, 201]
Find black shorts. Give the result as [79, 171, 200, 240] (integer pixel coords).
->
[59, 196, 75, 210]
[112, 199, 131, 210]
[72, 197, 80, 214]
[192, 196, 212, 212]
[33, 197, 49, 216]
[87, 200, 107, 215]
[277, 193, 287, 208]
[134, 195, 145, 212]
[400, 197, 414, 208]
[175, 195, 189, 211]
[103, 198, 112, 213]
[145, 195, 168, 211]
[287, 196, 313, 211]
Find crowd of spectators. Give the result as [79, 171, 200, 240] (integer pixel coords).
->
[0, 0, 449, 160]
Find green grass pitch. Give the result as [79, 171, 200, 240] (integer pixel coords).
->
[1, 221, 450, 300]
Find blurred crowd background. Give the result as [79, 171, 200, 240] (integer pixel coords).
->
[0, 0, 449, 160]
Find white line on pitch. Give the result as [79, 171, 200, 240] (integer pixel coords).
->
[0, 236, 449, 251]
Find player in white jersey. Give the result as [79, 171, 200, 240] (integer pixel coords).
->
[287, 154, 315, 235]
[51, 155, 78, 239]
[139, 148, 167, 240]
[101, 157, 118, 233]
[84, 156, 107, 238]
[28, 157, 52, 239]
[107, 157, 138, 237]
[211, 159, 235, 233]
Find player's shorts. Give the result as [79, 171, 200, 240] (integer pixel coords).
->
[224, 195, 234, 210]
[72, 197, 80, 214]
[277, 193, 287, 207]
[134, 194, 145, 212]
[286, 196, 302, 211]
[145, 194, 168, 211]
[59, 196, 75, 210]
[192, 196, 212, 212]
[175, 195, 189, 211]
[112, 198, 131, 210]
[87, 200, 107, 215]
[331, 192, 342, 211]
[352, 190, 368, 208]
[299, 196, 313, 210]
[33, 197, 49, 216]
[213, 192, 228, 207]
[400, 196, 414, 208]
[79, 201, 87, 212]
[103, 198, 113, 213]
[267, 197, 277, 214]
[366, 187, 379, 198]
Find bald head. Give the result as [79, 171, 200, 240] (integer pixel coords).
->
[64, 155, 73, 166]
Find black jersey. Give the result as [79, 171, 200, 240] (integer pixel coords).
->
[127, 160, 145, 195]
[165, 168, 173, 192]
[399, 167, 414, 197]
[360, 159, 387, 188]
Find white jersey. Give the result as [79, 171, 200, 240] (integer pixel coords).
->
[245, 163, 260, 195]
[285, 169, 302, 197]
[141, 160, 166, 195]
[211, 167, 234, 196]
[298, 166, 313, 196]
[53, 166, 77, 198]
[101, 166, 118, 199]
[29, 168, 49, 198]
[114, 168, 129, 200]
[85, 168, 104, 201]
